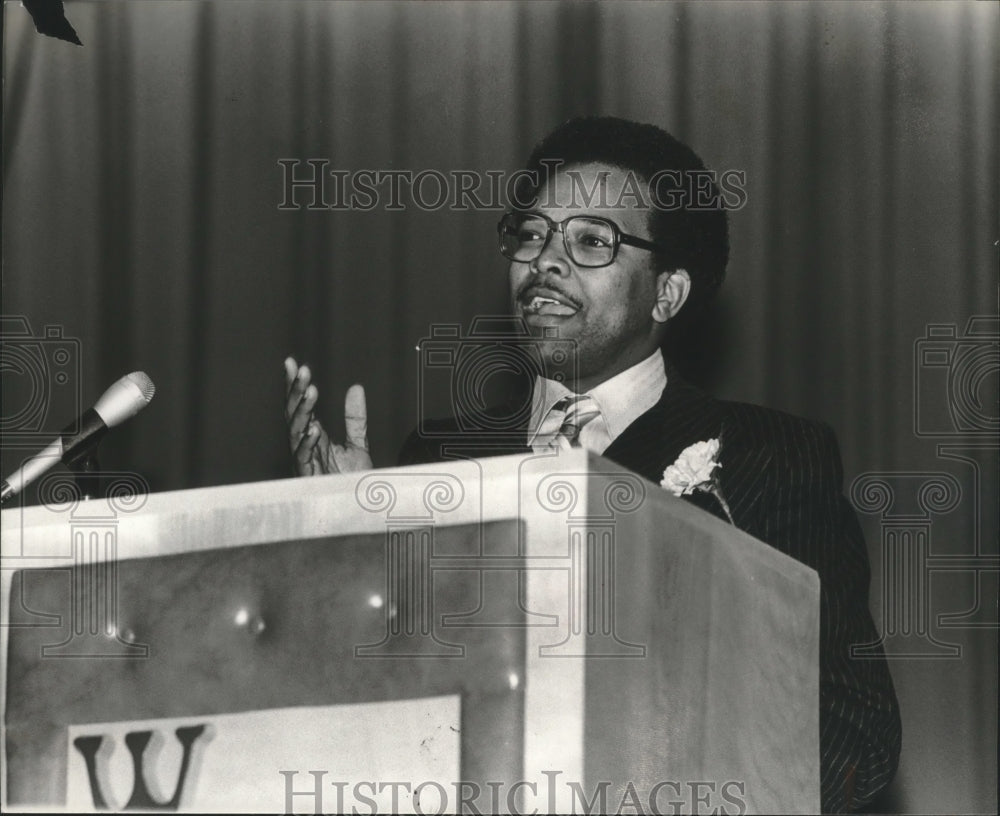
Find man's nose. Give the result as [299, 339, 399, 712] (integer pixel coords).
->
[531, 229, 571, 277]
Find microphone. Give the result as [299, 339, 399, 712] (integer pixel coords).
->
[1, 371, 156, 504]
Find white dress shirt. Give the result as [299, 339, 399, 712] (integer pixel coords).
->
[527, 350, 668, 454]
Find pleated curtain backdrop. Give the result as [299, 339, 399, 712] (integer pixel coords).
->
[2, 2, 996, 812]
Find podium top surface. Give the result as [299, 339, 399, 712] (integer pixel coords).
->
[0, 451, 817, 594]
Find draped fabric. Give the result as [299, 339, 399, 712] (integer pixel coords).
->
[2, 1, 996, 812]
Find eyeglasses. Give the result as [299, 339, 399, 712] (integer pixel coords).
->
[497, 211, 662, 268]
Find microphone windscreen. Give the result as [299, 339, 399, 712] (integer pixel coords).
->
[92, 371, 156, 427]
[126, 371, 156, 402]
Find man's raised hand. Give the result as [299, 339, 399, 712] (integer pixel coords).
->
[284, 357, 373, 476]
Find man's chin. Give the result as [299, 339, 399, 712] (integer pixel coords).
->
[509, 309, 581, 378]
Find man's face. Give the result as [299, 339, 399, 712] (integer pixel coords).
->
[508, 162, 667, 392]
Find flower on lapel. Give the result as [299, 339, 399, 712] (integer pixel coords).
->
[660, 438, 735, 524]
[660, 439, 720, 494]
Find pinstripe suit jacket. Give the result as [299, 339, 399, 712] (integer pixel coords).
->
[399, 365, 902, 813]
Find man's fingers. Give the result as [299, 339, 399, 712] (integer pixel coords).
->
[287, 384, 319, 446]
[284, 357, 306, 406]
[293, 421, 321, 474]
[286, 365, 368, 474]
[343, 384, 368, 451]
[284, 361, 313, 417]
[284, 356, 298, 390]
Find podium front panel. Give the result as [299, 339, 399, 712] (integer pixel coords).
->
[5, 521, 525, 812]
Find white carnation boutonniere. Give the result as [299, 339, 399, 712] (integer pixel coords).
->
[660, 438, 735, 525]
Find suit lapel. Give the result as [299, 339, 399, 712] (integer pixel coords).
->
[601, 365, 773, 529]
[602, 368, 723, 484]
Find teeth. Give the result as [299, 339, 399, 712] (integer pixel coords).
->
[525, 294, 578, 316]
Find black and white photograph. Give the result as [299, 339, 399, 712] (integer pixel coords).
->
[1, 1, 996, 813]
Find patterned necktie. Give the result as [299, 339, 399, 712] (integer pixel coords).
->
[550, 395, 601, 449]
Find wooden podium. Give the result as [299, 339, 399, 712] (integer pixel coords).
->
[1, 450, 819, 813]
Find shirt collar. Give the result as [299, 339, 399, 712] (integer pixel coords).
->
[527, 350, 667, 445]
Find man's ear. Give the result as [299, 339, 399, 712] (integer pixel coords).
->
[652, 269, 691, 323]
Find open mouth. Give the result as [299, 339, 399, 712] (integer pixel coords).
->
[520, 289, 581, 317]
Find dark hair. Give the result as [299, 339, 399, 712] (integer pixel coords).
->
[517, 116, 729, 319]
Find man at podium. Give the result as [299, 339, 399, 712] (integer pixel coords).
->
[283, 116, 901, 813]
